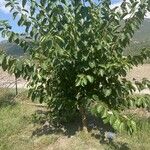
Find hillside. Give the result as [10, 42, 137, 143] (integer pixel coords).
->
[134, 19, 150, 42]
[124, 18, 150, 56]
[0, 19, 150, 57]
[0, 40, 24, 57]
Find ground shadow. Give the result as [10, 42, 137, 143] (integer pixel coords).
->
[0, 92, 16, 108]
[31, 111, 130, 150]
[31, 111, 114, 138]
[31, 109, 81, 137]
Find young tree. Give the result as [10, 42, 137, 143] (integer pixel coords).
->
[0, 0, 150, 133]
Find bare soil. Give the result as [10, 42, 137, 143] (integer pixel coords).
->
[0, 68, 27, 88]
[126, 64, 150, 81]
[126, 64, 150, 94]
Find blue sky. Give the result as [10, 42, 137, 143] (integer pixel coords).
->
[0, 0, 135, 41]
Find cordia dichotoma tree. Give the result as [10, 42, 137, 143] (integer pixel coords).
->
[0, 0, 150, 133]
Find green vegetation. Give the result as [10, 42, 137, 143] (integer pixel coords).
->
[1, 19, 150, 58]
[0, 89, 150, 150]
[110, 118, 150, 150]
[0, 0, 150, 134]
[0, 89, 58, 150]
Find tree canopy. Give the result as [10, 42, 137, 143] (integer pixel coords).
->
[0, 0, 150, 133]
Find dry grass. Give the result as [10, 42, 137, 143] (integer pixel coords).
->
[0, 88, 58, 150]
[0, 88, 150, 150]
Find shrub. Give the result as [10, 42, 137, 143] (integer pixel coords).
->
[0, 0, 150, 133]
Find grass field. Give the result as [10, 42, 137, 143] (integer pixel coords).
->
[0, 88, 150, 150]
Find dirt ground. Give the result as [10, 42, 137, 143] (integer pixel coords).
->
[126, 64, 150, 81]
[0, 68, 27, 88]
[126, 64, 150, 94]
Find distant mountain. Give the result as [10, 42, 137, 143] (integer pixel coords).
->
[0, 19, 149, 58]
[124, 19, 150, 57]
[0, 40, 24, 57]
[133, 18, 150, 42]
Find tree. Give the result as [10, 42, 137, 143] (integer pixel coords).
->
[0, 0, 150, 133]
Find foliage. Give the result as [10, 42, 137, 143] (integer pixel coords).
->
[0, 0, 150, 133]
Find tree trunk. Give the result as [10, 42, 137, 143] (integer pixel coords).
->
[79, 106, 88, 133]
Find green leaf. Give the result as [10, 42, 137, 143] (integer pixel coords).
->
[109, 114, 116, 125]
[103, 117, 109, 124]
[82, 77, 87, 86]
[119, 122, 125, 131]
[86, 75, 94, 83]
[113, 119, 121, 130]
[99, 69, 104, 76]
[89, 62, 95, 68]
[103, 88, 112, 97]
[22, 0, 27, 7]
[40, 0, 46, 6]
[129, 99, 134, 107]
[13, 12, 19, 19]
[92, 95, 99, 101]
[61, 0, 66, 4]
[5, 2, 12, 8]
[101, 108, 107, 118]
[75, 79, 81, 87]
[2, 56, 8, 71]
[16, 61, 22, 71]
[18, 15, 24, 26]
[97, 105, 103, 113]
